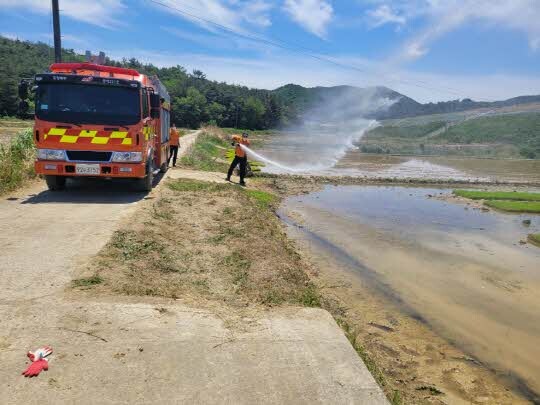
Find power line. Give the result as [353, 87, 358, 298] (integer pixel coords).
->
[147, 0, 468, 99]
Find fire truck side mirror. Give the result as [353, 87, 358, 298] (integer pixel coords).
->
[150, 94, 161, 119]
[150, 107, 160, 119]
[18, 81, 29, 99]
[17, 100, 29, 117]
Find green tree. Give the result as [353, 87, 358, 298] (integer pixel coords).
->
[205, 102, 226, 126]
[242, 97, 266, 129]
[175, 87, 207, 128]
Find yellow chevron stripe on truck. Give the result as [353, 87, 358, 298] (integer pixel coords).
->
[44, 128, 130, 145]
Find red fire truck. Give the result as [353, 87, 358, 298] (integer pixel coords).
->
[28, 62, 171, 191]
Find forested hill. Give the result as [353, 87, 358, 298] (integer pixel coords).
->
[0, 36, 294, 129]
[274, 84, 540, 120]
[2, 36, 539, 128]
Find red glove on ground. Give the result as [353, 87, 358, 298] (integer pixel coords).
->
[22, 358, 48, 377]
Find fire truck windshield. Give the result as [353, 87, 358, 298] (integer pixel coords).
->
[36, 83, 141, 125]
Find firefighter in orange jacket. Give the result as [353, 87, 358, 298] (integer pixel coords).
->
[169, 124, 180, 167]
[227, 132, 250, 186]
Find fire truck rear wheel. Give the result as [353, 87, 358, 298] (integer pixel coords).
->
[160, 162, 168, 173]
[45, 175, 66, 191]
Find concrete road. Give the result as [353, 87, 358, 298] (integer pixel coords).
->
[0, 130, 387, 404]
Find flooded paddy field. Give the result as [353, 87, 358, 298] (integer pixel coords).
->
[335, 152, 540, 183]
[255, 131, 540, 184]
[281, 185, 540, 401]
[0, 119, 32, 145]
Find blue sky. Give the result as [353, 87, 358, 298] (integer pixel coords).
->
[2, 0, 540, 102]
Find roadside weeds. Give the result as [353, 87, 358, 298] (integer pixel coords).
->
[0, 128, 36, 195]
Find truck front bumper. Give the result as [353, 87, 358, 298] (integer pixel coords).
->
[35, 161, 147, 178]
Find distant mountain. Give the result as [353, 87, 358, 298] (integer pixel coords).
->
[272, 84, 540, 121]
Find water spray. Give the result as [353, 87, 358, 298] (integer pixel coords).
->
[240, 144, 326, 173]
[239, 120, 379, 174]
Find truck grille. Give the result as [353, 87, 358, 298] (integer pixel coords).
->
[66, 151, 112, 162]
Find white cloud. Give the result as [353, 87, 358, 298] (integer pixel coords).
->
[367, 4, 406, 28]
[153, 0, 273, 34]
[283, 0, 334, 39]
[404, 41, 427, 59]
[0, 0, 127, 28]
[365, 0, 540, 62]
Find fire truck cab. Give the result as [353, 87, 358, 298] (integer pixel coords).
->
[31, 62, 171, 191]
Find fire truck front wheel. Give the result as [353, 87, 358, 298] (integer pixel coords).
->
[45, 175, 66, 191]
[136, 161, 153, 192]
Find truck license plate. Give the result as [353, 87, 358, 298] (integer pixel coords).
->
[76, 164, 100, 175]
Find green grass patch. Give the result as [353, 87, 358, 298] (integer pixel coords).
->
[528, 234, 540, 247]
[453, 189, 540, 201]
[299, 285, 321, 307]
[222, 251, 251, 288]
[72, 275, 103, 287]
[245, 189, 277, 208]
[111, 230, 165, 260]
[167, 178, 229, 193]
[0, 128, 36, 194]
[484, 200, 540, 213]
[180, 132, 229, 172]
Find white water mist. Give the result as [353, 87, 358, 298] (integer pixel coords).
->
[241, 119, 379, 173]
[249, 86, 397, 174]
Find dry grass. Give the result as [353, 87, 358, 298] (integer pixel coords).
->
[86, 178, 319, 308]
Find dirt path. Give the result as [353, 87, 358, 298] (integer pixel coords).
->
[1, 130, 200, 303]
[0, 130, 387, 404]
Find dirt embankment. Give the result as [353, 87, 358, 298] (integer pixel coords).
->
[77, 176, 320, 314]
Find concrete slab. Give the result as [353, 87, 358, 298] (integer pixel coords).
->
[1, 301, 387, 404]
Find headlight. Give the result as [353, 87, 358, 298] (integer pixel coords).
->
[37, 149, 66, 160]
[111, 151, 142, 162]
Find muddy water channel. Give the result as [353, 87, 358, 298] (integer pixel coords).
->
[281, 186, 540, 397]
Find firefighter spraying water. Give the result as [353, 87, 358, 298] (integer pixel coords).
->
[227, 133, 250, 186]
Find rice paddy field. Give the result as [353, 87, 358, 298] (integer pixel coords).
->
[0, 118, 32, 145]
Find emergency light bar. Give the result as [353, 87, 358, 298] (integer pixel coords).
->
[50, 63, 140, 77]
[35, 74, 140, 88]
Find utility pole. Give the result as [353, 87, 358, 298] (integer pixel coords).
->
[52, 0, 62, 62]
